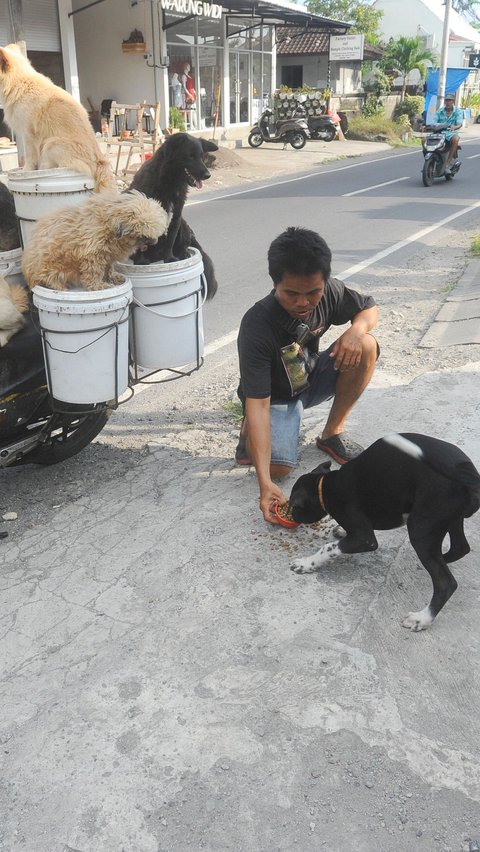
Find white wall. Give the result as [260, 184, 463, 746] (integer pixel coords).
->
[71, 0, 157, 111]
[374, 0, 480, 66]
[276, 55, 359, 94]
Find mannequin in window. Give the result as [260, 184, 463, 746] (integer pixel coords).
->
[170, 72, 184, 109]
[181, 63, 197, 128]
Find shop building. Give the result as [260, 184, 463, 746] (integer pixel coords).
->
[1, 0, 350, 137]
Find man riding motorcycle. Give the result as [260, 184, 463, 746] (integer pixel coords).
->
[432, 93, 463, 175]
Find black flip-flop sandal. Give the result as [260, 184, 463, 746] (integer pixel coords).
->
[315, 434, 364, 465]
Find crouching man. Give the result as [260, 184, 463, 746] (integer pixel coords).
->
[235, 226, 379, 524]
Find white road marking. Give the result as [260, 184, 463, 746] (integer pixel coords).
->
[340, 199, 480, 281]
[343, 176, 409, 196]
[186, 150, 420, 206]
[467, 153, 480, 159]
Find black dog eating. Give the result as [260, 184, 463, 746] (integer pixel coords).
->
[129, 133, 218, 299]
[288, 433, 480, 631]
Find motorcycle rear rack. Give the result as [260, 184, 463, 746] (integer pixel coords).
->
[127, 289, 204, 388]
[38, 297, 204, 415]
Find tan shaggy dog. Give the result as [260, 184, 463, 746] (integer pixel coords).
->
[0, 43, 115, 192]
[22, 191, 170, 292]
[0, 276, 29, 347]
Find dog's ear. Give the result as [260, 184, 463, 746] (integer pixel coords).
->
[0, 48, 11, 73]
[113, 221, 130, 239]
[201, 139, 219, 153]
[311, 461, 332, 475]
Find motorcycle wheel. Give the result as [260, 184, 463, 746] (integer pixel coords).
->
[289, 131, 307, 150]
[248, 130, 263, 148]
[422, 158, 436, 187]
[322, 127, 336, 143]
[15, 406, 111, 466]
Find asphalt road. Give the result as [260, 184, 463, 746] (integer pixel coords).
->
[183, 138, 480, 345]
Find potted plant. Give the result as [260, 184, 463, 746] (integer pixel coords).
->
[122, 29, 146, 53]
[166, 107, 186, 134]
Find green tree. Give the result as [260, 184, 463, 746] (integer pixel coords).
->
[452, 0, 480, 27]
[382, 35, 438, 100]
[305, 0, 384, 45]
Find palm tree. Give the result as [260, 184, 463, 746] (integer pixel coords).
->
[383, 36, 438, 100]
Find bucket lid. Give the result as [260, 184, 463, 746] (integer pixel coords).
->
[8, 166, 95, 193]
[0, 246, 22, 261]
[32, 280, 132, 313]
[116, 247, 201, 274]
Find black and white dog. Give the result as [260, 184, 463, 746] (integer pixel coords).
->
[288, 433, 480, 631]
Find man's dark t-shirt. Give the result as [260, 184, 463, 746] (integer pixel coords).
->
[237, 277, 376, 404]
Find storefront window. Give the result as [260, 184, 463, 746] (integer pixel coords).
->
[164, 12, 273, 129]
[166, 13, 223, 130]
[198, 46, 223, 129]
[227, 17, 252, 49]
[263, 54, 272, 105]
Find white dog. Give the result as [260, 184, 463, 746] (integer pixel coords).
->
[22, 191, 170, 291]
[0, 43, 116, 192]
[0, 276, 29, 346]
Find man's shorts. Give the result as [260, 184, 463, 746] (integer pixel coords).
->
[270, 337, 379, 467]
[269, 343, 338, 467]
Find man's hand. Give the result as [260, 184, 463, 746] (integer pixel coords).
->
[329, 326, 364, 372]
[259, 481, 286, 525]
[329, 305, 378, 372]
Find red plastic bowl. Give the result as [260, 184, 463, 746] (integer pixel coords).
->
[274, 501, 299, 528]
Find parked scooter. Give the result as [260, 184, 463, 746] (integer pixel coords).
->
[303, 112, 338, 142]
[0, 314, 112, 467]
[247, 107, 309, 150]
[421, 123, 461, 186]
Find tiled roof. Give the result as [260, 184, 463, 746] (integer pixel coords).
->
[276, 27, 383, 58]
[276, 27, 329, 55]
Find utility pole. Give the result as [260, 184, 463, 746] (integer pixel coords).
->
[7, 0, 26, 164]
[8, 0, 26, 53]
[437, 0, 452, 108]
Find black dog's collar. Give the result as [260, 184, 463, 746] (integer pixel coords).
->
[318, 475, 327, 512]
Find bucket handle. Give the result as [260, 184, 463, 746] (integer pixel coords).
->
[38, 299, 130, 355]
[132, 273, 207, 319]
[0, 261, 17, 277]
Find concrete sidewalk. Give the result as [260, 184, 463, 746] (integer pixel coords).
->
[2, 126, 480, 852]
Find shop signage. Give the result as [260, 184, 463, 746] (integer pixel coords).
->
[329, 34, 364, 61]
[160, 0, 222, 18]
[468, 53, 480, 69]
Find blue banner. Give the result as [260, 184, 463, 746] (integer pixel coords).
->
[425, 67, 471, 120]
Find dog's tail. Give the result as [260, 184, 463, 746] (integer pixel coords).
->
[9, 283, 29, 315]
[94, 158, 117, 193]
[384, 432, 480, 516]
[0, 280, 28, 339]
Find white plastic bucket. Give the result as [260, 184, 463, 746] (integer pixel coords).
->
[7, 167, 94, 248]
[32, 280, 132, 405]
[0, 246, 23, 285]
[116, 248, 206, 370]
